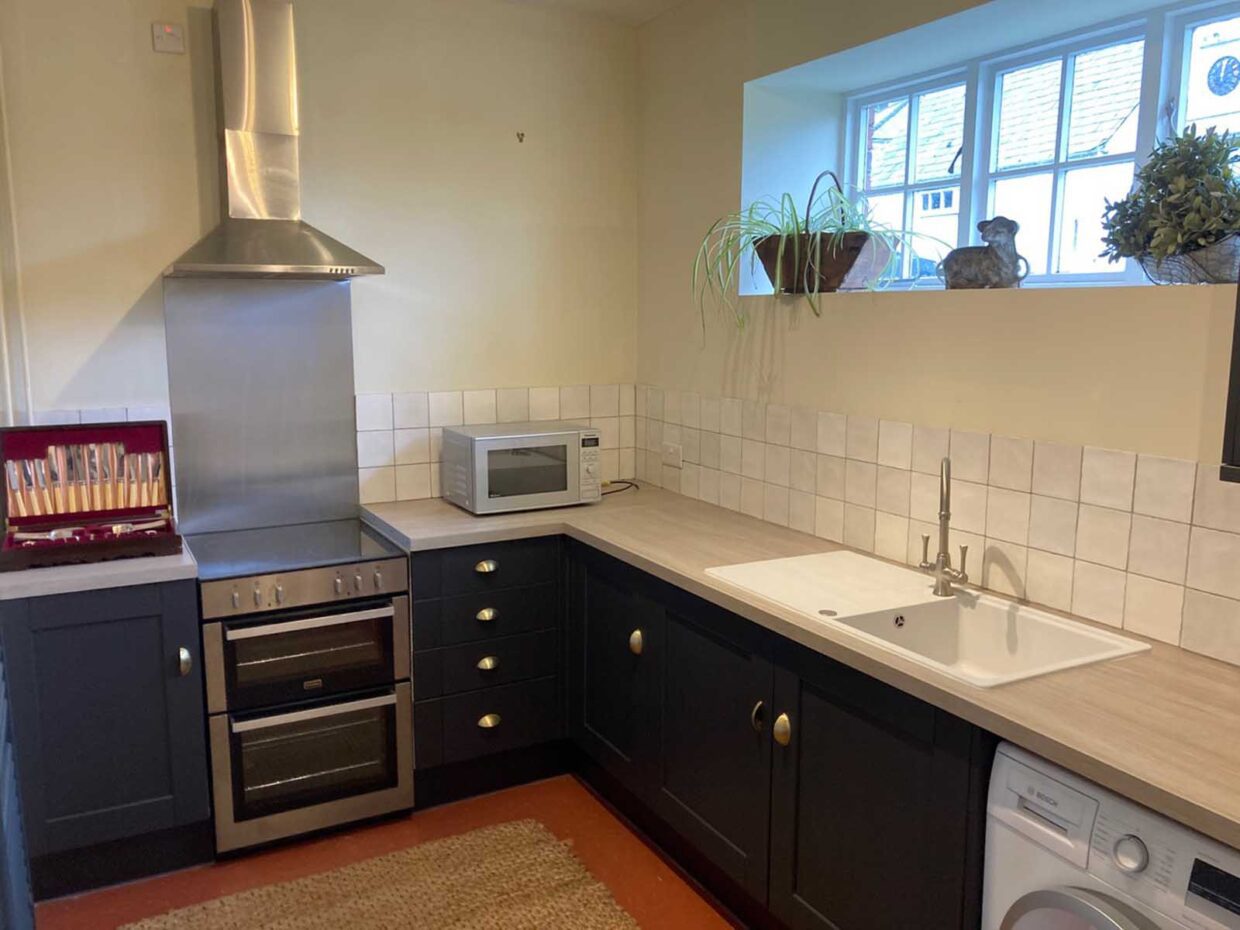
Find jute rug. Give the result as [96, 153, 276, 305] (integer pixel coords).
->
[121, 819, 640, 929]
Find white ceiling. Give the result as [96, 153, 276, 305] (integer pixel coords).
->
[514, 0, 686, 26]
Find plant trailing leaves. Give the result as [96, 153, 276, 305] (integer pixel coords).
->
[1101, 125, 1240, 262]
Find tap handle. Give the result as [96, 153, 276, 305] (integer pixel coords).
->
[920, 533, 931, 566]
[958, 544, 969, 578]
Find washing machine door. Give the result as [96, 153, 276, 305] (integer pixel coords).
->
[1000, 887, 1166, 930]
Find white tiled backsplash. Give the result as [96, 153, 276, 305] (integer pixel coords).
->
[354, 386, 638, 506]
[634, 386, 1240, 669]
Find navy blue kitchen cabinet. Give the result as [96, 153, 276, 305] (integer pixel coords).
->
[566, 542, 993, 930]
[0, 581, 211, 898]
[0, 635, 33, 930]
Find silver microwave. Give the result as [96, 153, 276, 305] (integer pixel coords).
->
[440, 421, 602, 515]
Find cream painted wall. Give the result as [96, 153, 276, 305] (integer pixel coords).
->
[0, 0, 638, 409]
[634, 0, 1237, 464]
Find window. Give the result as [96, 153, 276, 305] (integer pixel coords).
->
[845, 1, 1240, 287]
[857, 82, 966, 280]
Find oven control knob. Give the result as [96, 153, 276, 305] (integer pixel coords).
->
[274, 584, 285, 606]
[354, 572, 363, 592]
[231, 590, 240, 609]
[253, 585, 262, 607]
[1113, 835, 1149, 874]
[334, 577, 344, 595]
[373, 569, 383, 590]
[585, 463, 598, 477]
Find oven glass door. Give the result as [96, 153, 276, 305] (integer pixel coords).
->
[477, 435, 580, 511]
[229, 690, 400, 822]
[223, 599, 406, 711]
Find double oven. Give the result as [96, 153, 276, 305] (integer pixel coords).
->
[200, 557, 412, 853]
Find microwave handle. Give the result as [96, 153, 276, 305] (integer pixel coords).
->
[231, 693, 398, 733]
[225, 606, 395, 641]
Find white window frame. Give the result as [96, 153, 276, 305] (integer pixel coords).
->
[843, 0, 1240, 289]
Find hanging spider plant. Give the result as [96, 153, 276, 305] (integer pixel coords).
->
[693, 170, 917, 327]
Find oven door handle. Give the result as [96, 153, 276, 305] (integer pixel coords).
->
[231, 693, 398, 733]
[224, 606, 395, 641]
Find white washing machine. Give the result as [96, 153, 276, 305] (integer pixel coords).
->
[983, 743, 1240, 930]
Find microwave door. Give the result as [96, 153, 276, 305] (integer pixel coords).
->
[475, 436, 579, 513]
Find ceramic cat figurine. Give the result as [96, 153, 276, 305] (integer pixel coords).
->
[938, 216, 1029, 289]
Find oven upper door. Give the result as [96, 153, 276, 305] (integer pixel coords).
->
[204, 595, 410, 713]
[474, 434, 580, 513]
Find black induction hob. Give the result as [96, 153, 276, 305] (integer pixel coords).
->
[186, 518, 405, 581]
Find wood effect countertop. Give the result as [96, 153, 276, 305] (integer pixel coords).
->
[363, 486, 1240, 850]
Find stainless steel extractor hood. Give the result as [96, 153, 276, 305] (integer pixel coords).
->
[165, 0, 382, 279]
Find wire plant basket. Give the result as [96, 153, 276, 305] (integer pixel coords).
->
[1139, 235, 1240, 285]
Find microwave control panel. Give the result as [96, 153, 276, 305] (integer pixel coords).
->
[580, 431, 602, 501]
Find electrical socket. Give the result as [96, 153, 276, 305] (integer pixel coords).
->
[662, 442, 683, 468]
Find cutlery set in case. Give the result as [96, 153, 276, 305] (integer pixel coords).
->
[0, 421, 181, 571]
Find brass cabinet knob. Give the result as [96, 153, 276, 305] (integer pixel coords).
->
[477, 713, 501, 729]
[177, 646, 192, 677]
[750, 700, 766, 732]
[476, 655, 499, 672]
[474, 559, 498, 574]
[476, 607, 498, 623]
[628, 629, 644, 656]
[773, 712, 792, 747]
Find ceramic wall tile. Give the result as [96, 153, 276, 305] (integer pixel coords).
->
[875, 512, 910, 562]
[765, 404, 791, 446]
[462, 389, 497, 425]
[720, 397, 743, 437]
[742, 400, 766, 440]
[1187, 526, 1240, 600]
[1123, 575, 1184, 645]
[875, 466, 911, 517]
[1080, 446, 1136, 510]
[529, 387, 561, 421]
[877, 420, 913, 470]
[985, 487, 1031, 545]
[910, 472, 940, 524]
[392, 392, 429, 430]
[1026, 549, 1074, 612]
[949, 430, 990, 483]
[619, 416, 635, 449]
[356, 431, 394, 468]
[560, 385, 591, 421]
[1133, 455, 1196, 523]
[911, 425, 949, 475]
[1028, 495, 1078, 556]
[952, 480, 988, 535]
[680, 391, 701, 429]
[647, 388, 665, 422]
[764, 483, 790, 526]
[741, 439, 765, 480]
[989, 436, 1034, 492]
[982, 539, 1027, 598]
[590, 384, 620, 418]
[663, 390, 682, 425]
[844, 459, 877, 507]
[700, 431, 721, 469]
[1072, 561, 1127, 628]
[815, 497, 844, 542]
[592, 417, 620, 450]
[790, 449, 816, 494]
[1181, 589, 1240, 666]
[356, 394, 393, 431]
[846, 415, 879, 463]
[394, 428, 430, 465]
[428, 391, 462, 428]
[618, 448, 635, 480]
[843, 504, 876, 552]
[1192, 464, 1240, 535]
[788, 489, 815, 534]
[741, 477, 764, 518]
[1128, 515, 1190, 585]
[619, 384, 636, 417]
[1032, 440, 1082, 501]
[679, 462, 700, 499]
[495, 388, 529, 423]
[765, 444, 790, 486]
[817, 412, 847, 456]
[719, 472, 742, 511]
[699, 466, 721, 505]
[816, 454, 846, 500]
[1075, 504, 1131, 569]
[720, 435, 742, 475]
[395, 464, 431, 501]
[790, 407, 817, 452]
[661, 465, 682, 494]
[700, 395, 721, 433]
[358, 466, 396, 504]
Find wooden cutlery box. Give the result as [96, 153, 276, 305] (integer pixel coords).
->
[0, 421, 181, 571]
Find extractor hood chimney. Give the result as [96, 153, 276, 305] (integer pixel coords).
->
[165, 0, 383, 279]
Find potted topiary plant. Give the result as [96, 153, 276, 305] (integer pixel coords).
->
[693, 170, 904, 326]
[1101, 125, 1240, 284]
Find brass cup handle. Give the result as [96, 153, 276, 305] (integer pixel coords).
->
[474, 559, 499, 574]
[476, 655, 499, 672]
[773, 712, 792, 747]
[477, 713, 501, 729]
[750, 700, 765, 732]
[476, 607, 498, 623]
[628, 629, 644, 656]
[177, 646, 192, 677]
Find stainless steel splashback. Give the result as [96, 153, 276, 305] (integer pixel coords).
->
[163, 278, 358, 534]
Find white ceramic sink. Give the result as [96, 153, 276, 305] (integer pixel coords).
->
[706, 552, 1149, 687]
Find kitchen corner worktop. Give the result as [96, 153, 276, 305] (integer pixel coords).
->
[365, 484, 1240, 851]
[0, 549, 197, 601]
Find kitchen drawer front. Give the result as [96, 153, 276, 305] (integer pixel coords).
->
[433, 538, 560, 597]
[417, 584, 557, 648]
[415, 630, 557, 700]
[416, 677, 559, 767]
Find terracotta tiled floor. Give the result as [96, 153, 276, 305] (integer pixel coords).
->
[36, 775, 734, 930]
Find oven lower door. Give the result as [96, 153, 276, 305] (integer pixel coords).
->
[203, 596, 411, 713]
[210, 682, 413, 853]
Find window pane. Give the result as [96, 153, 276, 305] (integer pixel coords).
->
[914, 85, 966, 182]
[995, 59, 1063, 171]
[910, 186, 959, 278]
[1057, 162, 1134, 274]
[992, 173, 1053, 276]
[1066, 40, 1144, 160]
[867, 192, 907, 277]
[1184, 14, 1240, 136]
[863, 98, 909, 189]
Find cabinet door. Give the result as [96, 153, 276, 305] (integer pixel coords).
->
[768, 651, 976, 930]
[652, 593, 773, 901]
[567, 546, 661, 798]
[1, 582, 209, 856]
